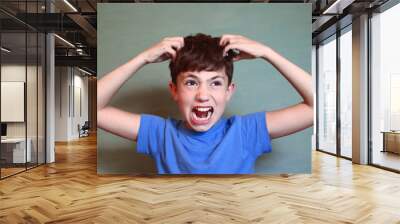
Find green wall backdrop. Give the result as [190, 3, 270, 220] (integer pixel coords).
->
[98, 3, 312, 174]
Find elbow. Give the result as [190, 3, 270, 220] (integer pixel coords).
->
[97, 109, 104, 129]
[302, 99, 314, 111]
[305, 96, 314, 109]
[304, 97, 314, 118]
[307, 104, 314, 127]
[97, 107, 109, 129]
[302, 101, 314, 127]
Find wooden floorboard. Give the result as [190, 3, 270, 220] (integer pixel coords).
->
[1, 134, 400, 223]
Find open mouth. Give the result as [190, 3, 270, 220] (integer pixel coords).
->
[191, 106, 214, 125]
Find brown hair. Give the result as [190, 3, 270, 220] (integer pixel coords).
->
[169, 33, 234, 85]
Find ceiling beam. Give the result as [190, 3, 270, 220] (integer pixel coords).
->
[322, 0, 356, 14]
[67, 13, 97, 45]
[55, 55, 96, 72]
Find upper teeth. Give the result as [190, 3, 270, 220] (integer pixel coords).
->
[196, 107, 211, 112]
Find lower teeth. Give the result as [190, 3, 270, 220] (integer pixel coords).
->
[193, 111, 211, 121]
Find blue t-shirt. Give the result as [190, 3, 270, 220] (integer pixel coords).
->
[136, 111, 272, 174]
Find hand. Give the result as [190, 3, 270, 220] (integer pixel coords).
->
[139, 37, 184, 64]
[219, 34, 268, 61]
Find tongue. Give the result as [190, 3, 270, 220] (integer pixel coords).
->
[195, 110, 208, 118]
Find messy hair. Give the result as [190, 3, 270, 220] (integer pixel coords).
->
[169, 33, 234, 85]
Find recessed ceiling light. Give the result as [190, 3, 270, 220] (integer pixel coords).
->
[54, 34, 75, 48]
[78, 67, 92, 76]
[322, 0, 354, 15]
[1, 47, 11, 53]
[63, 0, 78, 12]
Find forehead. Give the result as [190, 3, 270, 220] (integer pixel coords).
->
[178, 70, 227, 81]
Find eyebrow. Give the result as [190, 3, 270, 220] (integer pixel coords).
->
[184, 74, 225, 82]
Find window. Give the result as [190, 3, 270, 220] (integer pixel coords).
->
[339, 26, 352, 158]
[317, 35, 337, 155]
[370, 2, 400, 171]
[0, 1, 46, 179]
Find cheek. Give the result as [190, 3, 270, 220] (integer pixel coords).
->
[216, 91, 230, 102]
[214, 95, 229, 111]
[177, 92, 194, 109]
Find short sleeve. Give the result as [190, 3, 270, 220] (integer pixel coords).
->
[136, 114, 166, 156]
[241, 111, 272, 157]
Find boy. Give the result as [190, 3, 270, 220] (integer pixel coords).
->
[97, 33, 313, 174]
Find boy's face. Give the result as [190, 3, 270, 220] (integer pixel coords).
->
[169, 69, 235, 132]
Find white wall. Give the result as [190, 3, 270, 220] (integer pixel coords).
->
[1, 65, 26, 130]
[74, 70, 89, 139]
[54, 67, 89, 141]
[1, 82, 24, 122]
[1, 63, 46, 164]
[1, 65, 39, 137]
[55, 67, 69, 141]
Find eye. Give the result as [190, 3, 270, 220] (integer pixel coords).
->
[211, 81, 223, 86]
[185, 80, 197, 86]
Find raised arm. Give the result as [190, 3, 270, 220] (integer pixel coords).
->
[220, 34, 313, 139]
[97, 37, 184, 141]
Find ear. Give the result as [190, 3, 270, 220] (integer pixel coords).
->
[168, 81, 179, 101]
[225, 83, 236, 101]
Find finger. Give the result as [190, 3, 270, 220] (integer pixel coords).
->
[163, 36, 181, 41]
[221, 37, 240, 47]
[233, 52, 249, 61]
[165, 47, 177, 60]
[166, 36, 183, 41]
[166, 37, 184, 48]
[168, 39, 184, 51]
[162, 37, 182, 48]
[175, 37, 185, 49]
[220, 34, 239, 46]
[232, 56, 241, 62]
[223, 43, 242, 56]
[220, 34, 232, 46]
[163, 37, 184, 50]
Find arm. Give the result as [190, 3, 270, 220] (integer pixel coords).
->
[220, 34, 313, 139]
[97, 37, 184, 141]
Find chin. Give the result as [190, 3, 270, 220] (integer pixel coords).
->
[192, 125, 212, 132]
[187, 122, 213, 132]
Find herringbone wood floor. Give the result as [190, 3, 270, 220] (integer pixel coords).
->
[1, 134, 400, 224]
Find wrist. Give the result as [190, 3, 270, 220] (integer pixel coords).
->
[260, 46, 273, 60]
[135, 52, 149, 66]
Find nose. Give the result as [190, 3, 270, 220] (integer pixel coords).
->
[195, 84, 209, 102]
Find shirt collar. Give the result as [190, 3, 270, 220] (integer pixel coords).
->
[179, 117, 227, 137]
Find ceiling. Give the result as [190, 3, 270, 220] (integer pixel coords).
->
[0, 0, 391, 75]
